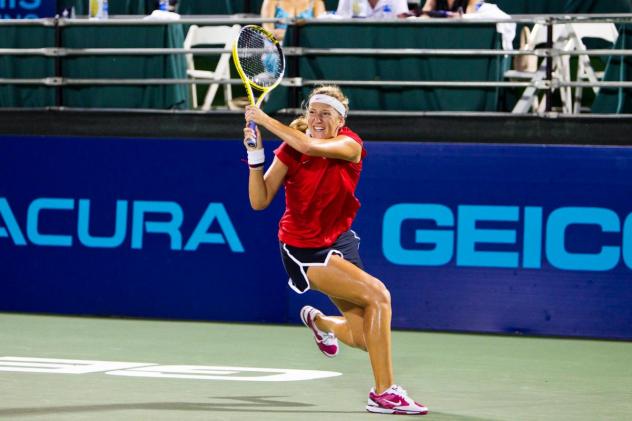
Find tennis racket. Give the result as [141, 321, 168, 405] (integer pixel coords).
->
[232, 25, 286, 148]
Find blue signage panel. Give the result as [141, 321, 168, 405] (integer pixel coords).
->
[1, 0, 56, 19]
[1, 135, 631, 339]
[0, 135, 288, 322]
[290, 142, 632, 339]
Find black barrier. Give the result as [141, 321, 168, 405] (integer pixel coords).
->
[1, 109, 632, 145]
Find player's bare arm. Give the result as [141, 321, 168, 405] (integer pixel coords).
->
[244, 105, 361, 163]
[244, 126, 288, 211]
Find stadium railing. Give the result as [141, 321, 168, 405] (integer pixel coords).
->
[0, 14, 631, 116]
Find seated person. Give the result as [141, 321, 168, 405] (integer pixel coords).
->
[336, 0, 411, 18]
[261, 0, 326, 41]
[421, 0, 479, 17]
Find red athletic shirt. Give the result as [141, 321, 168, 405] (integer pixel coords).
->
[274, 127, 367, 248]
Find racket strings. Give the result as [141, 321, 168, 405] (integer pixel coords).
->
[237, 28, 284, 88]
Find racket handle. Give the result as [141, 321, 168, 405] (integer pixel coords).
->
[246, 121, 257, 148]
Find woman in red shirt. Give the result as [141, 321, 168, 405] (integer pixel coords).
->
[243, 85, 427, 416]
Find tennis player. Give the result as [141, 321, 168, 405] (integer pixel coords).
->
[243, 85, 428, 416]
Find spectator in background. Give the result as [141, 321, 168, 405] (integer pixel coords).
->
[151, 0, 177, 12]
[262, 0, 326, 42]
[335, 0, 411, 18]
[421, 0, 479, 17]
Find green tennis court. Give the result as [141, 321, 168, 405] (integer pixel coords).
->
[1, 313, 631, 420]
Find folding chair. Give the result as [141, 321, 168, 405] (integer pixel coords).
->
[506, 23, 618, 114]
[184, 24, 241, 110]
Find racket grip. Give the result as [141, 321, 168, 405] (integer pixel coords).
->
[246, 121, 258, 148]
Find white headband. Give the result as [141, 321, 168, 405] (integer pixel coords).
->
[309, 94, 347, 117]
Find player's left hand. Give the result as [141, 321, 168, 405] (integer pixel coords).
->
[243, 125, 262, 150]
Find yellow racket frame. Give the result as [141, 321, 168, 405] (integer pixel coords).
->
[232, 25, 285, 108]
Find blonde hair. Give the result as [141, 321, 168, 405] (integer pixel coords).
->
[289, 117, 309, 133]
[290, 85, 349, 133]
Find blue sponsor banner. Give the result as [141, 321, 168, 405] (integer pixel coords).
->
[346, 142, 632, 339]
[0, 135, 288, 322]
[1, 0, 56, 19]
[1, 135, 631, 338]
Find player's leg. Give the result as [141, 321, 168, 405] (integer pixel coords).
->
[306, 255, 393, 393]
[306, 255, 428, 415]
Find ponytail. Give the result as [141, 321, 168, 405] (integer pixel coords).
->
[290, 116, 308, 133]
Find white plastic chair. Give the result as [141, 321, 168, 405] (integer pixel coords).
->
[184, 24, 241, 110]
[506, 23, 619, 114]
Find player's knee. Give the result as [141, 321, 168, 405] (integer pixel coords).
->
[371, 277, 391, 308]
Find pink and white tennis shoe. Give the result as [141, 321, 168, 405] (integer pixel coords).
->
[299, 305, 339, 358]
[366, 385, 428, 415]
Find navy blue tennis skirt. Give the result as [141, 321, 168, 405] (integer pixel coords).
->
[279, 229, 364, 294]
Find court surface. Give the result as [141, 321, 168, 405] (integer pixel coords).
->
[1, 312, 631, 421]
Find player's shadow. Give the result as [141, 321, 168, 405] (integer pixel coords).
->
[0, 395, 501, 419]
[423, 413, 498, 421]
[0, 395, 363, 417]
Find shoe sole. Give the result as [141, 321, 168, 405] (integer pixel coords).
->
[299, 306, 315, 329]
[366, 401, 428, 415]
[366, 404, 428, 415]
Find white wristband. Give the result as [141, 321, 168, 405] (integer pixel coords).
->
[247, 148, 265, 167]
